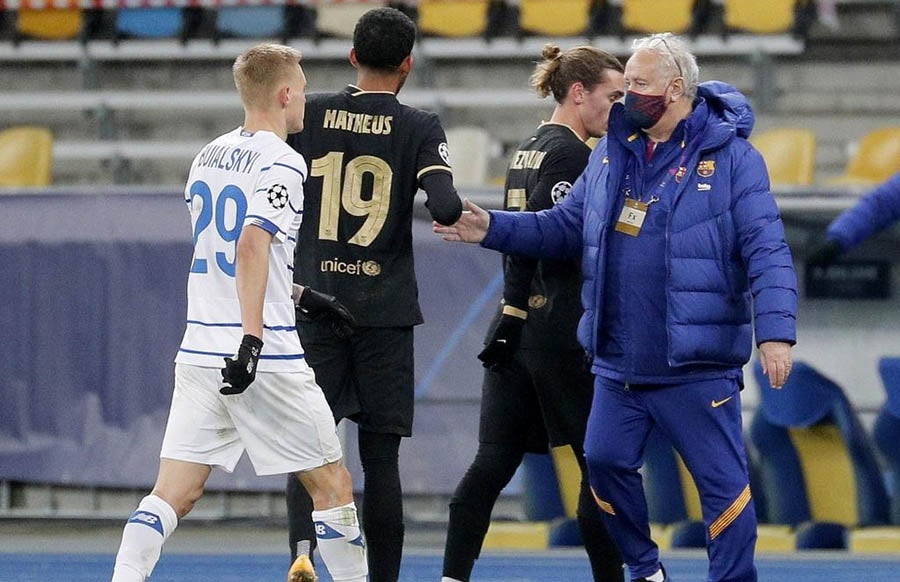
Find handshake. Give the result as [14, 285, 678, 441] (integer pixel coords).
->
[293, 285, 357, 339]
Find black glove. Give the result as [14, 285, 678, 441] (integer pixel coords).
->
[296, 287, 357, 339]
[478, 314, 525, 369]
[220, 334, 263, 395]
[806, 238, 843, 268]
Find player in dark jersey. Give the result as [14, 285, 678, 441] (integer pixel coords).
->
[440, 45, 625, 582]
[285, 7, 463, 582]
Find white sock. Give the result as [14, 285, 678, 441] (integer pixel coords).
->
[647, 568, 666, 582]
[312, 502, 368, 582]
[111, 495, 178, 582]
[441, 578, 465, 582]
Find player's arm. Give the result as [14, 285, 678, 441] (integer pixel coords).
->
[221, 224, 271, 396]
[420, 171, 463, 225]
[482, 156, 581, 367]
[417, 115, 463, 225]
[503, 150, 584, 310]
[235, 224, 273, 339]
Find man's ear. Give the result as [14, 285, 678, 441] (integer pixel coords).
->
[279, 85, 291, 108]
[670, 76, 685, 101]
[349, 48, 359, 69]
[571, 81, 585, 105]
[398, 54, 413, 75]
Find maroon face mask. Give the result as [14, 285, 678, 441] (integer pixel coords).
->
[623, 90, 668, 129]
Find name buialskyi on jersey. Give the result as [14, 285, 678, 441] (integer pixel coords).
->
[194, 143, 263, 174]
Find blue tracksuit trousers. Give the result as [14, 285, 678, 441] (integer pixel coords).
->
[584, 375, 758, 582]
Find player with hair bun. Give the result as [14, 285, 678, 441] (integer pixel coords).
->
[440, 44, 625, 582]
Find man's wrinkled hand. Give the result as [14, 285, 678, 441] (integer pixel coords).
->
[759, 341, 793, 389]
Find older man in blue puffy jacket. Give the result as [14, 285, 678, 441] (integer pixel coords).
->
[435, 33, 797, 582]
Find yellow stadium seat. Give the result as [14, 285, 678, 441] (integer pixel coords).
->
[0, 126, 53, 187]
[621, 0, 695, 34]
[519, 0, 591, 37]
[849, 527, 900, 553]
[723, 0, 799, 34]
[17, 9, 83, 40]
[830, 127, 900, 186]
[418, 0, 489, 37]
[316, 2, 381, 39]
[482, 521, 550, 550]
[751, 128, 816, 186]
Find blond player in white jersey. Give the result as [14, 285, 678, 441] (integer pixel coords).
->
[111, 44, 367, 582]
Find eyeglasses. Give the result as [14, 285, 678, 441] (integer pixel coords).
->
[651, 36, 684, 79]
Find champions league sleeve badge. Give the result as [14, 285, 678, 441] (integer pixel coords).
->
[551, 181, 573, 204]
[266, 184, 289, 209]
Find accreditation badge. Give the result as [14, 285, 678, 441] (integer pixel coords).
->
[614, 198, 649, 236]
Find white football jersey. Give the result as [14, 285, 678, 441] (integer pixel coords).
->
[176, 128, 307, 372]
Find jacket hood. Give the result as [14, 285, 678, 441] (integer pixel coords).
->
[696, 81, 755, 140]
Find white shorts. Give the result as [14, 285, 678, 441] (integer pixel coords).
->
[160, 363, 343, 476]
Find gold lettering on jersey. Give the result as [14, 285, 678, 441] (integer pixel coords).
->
[323, 109, 393, 135]
[319, 258, 381, 277]
[506, 188, 527, 210]
[509, 150, 547, 170]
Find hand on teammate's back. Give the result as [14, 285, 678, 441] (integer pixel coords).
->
[296, 287, 357, 339]
[220, 334, 264, 395]
[478, 314, 525, 369]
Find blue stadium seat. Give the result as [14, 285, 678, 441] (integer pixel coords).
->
[874, 357, 900, 525]
[750, 361, 889, 549]
[115, 8, 183, 39]
[215, 7, 284, 39]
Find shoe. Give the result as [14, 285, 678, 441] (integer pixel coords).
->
[633, 565, 668, 582]
[287, 554, 318, 582]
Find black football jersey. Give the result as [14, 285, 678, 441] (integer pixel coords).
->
[493, 122, 590, 350]
[288, 85, 453, 327]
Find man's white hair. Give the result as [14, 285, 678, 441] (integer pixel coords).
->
[632, 33, 699, 99]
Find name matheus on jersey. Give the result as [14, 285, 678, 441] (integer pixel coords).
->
[322, 109, 393, 135]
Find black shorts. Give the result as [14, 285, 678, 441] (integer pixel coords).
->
[297, 322, 414, 436]
[479, 348, 593, 454]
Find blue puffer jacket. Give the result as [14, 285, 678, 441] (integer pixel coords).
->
[826, 170, 900, 251]
[482, 81, 798, 369]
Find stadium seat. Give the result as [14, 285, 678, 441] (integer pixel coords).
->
[722, 0, 801, 34]
[315, 2, 380, 38]
[750, 361, 890, 549]
[874, 357, 900, 524]
[830, 127, 900, 185]
[518, 0, 592, 37]
[0, 126, 53, 187]
[620, 0, 695, 35]
[115, 8, 184, 39]
[751, 127, 816, 186]
[444, 126, 493, 188]
[215, 7, 284, 40]
[417, 0, 489, 38]
[16, 9, 83, 40]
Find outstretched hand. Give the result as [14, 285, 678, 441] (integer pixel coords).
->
[433, 199, 491, 243]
